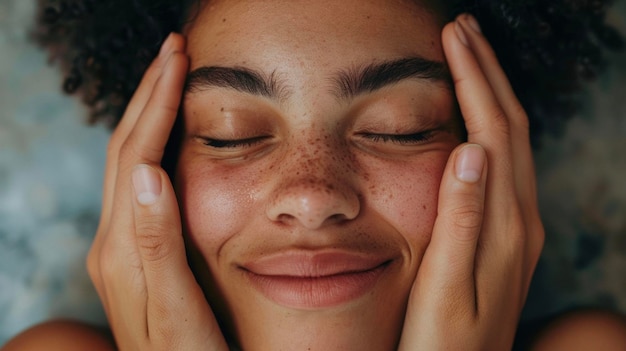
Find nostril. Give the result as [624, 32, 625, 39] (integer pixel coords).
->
[266, 177, 361, 229]
[272, 208, 354, 229]
[276, 213, 297, 223]
[328, 213, 350, 223]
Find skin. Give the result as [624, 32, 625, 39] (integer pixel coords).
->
[177, 0, 459, 349]
[3, 3, 626, 350]
[13, 0, 609, 350]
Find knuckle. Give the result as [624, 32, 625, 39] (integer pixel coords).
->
[529, 221, 545, 260]
[106, 132, 124, 159]
[87, 229, 115, 282]
[135, 219, 171, 263]
[119, 137, 142, 162]
[511, 104, 530, 128]
[489, 109, 511, 135]
[119, 134, 162, 164]
[86, 247, 100, 282]
[98, 243, 120, 279]
[500, 208, 527, 246]
[464, 109, 511, 142]
[448, 202, 484, 235]
[158, 100, 180, 116]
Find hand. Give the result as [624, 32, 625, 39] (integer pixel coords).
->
[398, 14, 545, 350]
[86, 33, 228, 351]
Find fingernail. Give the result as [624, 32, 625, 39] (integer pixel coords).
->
[132, 165, 162, 205]
[455, 144, 485, 183]
[454, 21, 469, 47]
[464, 14, 482, 34]
[158, 33, 174, 58]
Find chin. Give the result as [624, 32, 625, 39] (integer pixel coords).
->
[203, 259, 411, 351]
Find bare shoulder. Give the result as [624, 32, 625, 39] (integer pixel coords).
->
[1, 319, 116, 351]
[529, 309, 626, 351]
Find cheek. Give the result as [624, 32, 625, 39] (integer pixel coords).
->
[176, 158, 257, 255]
[363, 151, 449, 251]
[177, 146, 452, 263]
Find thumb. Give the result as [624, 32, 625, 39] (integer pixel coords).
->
[399, 143, 487, 349]
[131, 164, 183, 268]
[131, 164, 228, 349]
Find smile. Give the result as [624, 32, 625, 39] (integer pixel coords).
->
[240, 251, 392, 309]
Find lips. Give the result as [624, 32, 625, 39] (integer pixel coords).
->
[240, 251, 391, 309]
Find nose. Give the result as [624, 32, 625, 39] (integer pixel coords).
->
[266, 165, 360, 230]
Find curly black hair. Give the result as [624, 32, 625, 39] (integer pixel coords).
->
[33, 0, 624, 145]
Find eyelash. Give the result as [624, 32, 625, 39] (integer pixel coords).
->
[361, 131, 435, 144]
[200, 136, 268, 148]
[199, 131, 434, 149]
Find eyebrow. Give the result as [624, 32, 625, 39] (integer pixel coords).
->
[332, 57, 451, 99]
[185, 66, 287, 101]
[184, 56, 450, 101]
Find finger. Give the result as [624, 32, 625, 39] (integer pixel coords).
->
[442, 20, 521, 253]
[450, 15, 545, 298]
[96, 34, 185, 256]
[91, 39, 189, 347]
[102, 50, 188, 252]
[102, 50, 189, 344]
[422, 143, 487, 309]
[455, 14, 537, 207]
[454, 15, 527, 131]
[98, 33, 185, 234]
[399, 143, 487, 350]
[119, 51, 188, 167]
[442, 21, 513, 160]
[131, 165, 228, 350]
[117, 34, 186, 139]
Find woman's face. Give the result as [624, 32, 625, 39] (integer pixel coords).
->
[176, 0, 461, 349]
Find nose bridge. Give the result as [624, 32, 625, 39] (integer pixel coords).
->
[283, 128, 355, 183]
[266, 133, 360, 229]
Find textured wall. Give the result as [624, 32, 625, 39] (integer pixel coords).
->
[0, 0, 625, 345]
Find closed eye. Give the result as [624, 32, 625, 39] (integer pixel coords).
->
[360, 131, 435, 145]
[199, 136, 270, 149]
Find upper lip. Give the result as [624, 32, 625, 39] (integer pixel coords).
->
[240, 250, 392, 277]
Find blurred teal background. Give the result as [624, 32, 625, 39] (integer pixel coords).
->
[0, 0, 109, 341]
[0, 0, 625, 345]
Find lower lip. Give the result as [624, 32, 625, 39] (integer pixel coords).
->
[244, 263, 389, 309]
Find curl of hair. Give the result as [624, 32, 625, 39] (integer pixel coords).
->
[33, 0, 623, 145]
[33, 0, 195, 125]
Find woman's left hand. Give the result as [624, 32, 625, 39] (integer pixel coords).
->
[398, 14, 545, 350]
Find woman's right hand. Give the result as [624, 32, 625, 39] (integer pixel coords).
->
[86, 33, 228, 351]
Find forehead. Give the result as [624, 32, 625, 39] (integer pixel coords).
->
[184, 0, 447, 69]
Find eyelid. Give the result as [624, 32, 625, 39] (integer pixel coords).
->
[197, 135, 271, 149]
[357, 130, 435, 145]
